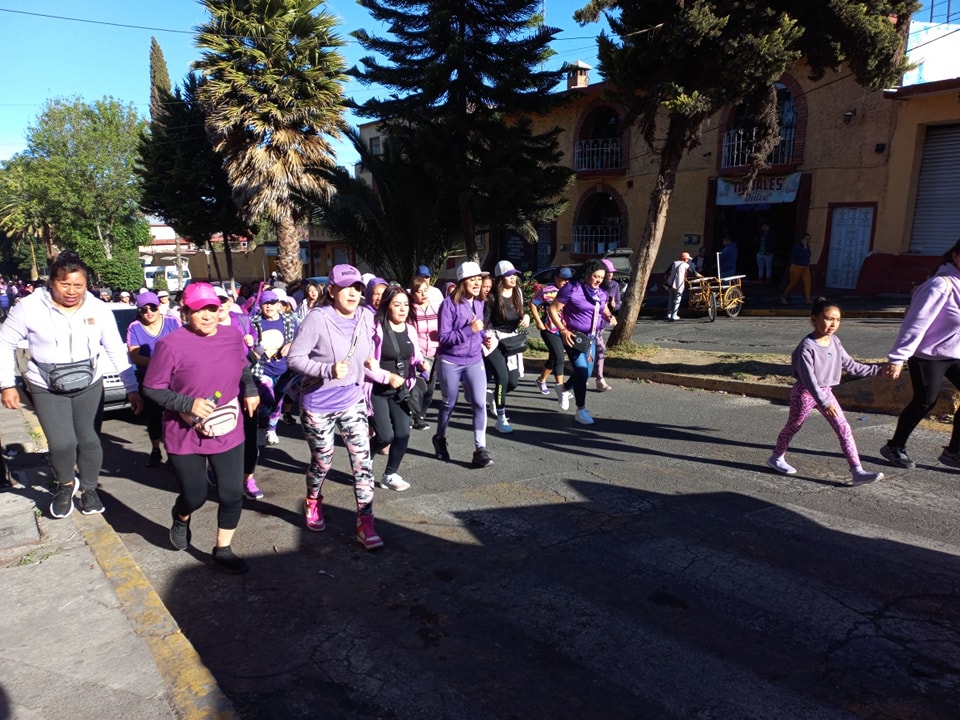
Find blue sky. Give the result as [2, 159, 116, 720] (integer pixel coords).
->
[0, 0, 602, 164]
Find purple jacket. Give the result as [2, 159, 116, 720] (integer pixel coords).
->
[888, 263, 960, 363]
[438, 296, 486, 365]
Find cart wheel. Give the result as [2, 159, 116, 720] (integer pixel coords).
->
[707, 291, 718, 322]
[725, 287, 744, 318]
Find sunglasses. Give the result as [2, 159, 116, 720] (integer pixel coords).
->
[262, 300, 279, 305]
[139, 304, 159, 313]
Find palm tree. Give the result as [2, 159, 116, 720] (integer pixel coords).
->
[194, 0, 348, 283]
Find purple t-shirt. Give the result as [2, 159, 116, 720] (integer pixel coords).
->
[555, 282, 608, 334]
[127, 317, 181, 379]
[143, 326, 250, 455]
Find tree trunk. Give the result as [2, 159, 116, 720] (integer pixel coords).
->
[223, 235, 236, 285]
[210, 243, 223, 282]
[609, 115, 698, 346]
[276, 214, 303, 284]
[460, 196, 479, 263]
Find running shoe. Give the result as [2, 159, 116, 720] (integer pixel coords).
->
[851, 468, 884, 485]
[938, 447, 960, 468]
[535, 379, 550, 395]
[575, 407, 595, 425]
[432, 435, 450, 461]
[304, 496, 325, 532]
[212, 546, 248, 574]
[880, 443, 916, 469]
[495, 416, 513, 433]
[378, 473, 411, 492]
[170, 507, 191, 551]
[244, 476, 264, 500]
[472, 447, 494, 468]
[80, 489, 105, 515]
[265, 430, 279, 446]
[146, 448, 163, 467]
[766, 454, 797, 475]
[555, 385, 572, 411]
[357, 515, 384, 550]
[49, 479, 79, 519]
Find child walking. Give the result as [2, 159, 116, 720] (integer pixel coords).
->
[767, 297, 885, 484]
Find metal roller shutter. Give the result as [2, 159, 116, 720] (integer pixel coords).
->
[910, 123, 960, 255]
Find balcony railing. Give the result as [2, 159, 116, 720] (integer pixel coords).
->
[574, 138, 622, 172]
[721, 126, 796, 169]
[572, 225, 622, 255]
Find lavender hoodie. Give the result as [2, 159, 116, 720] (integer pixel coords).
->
[888, 263, 960, 363]
[437, 296, 486, 365]
[288, 305, 389, 412]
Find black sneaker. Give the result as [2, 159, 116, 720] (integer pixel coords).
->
[280, 412, 297, 425]
[212, 546, 248, 574]
[472, 447, 494, 468]
[80, 489, 105, 515]
[432, 435, 450, 461]
[169, 507, 191, 551]
[49, 480, 79, 519]
[881, 443, 916, 469]
[412, 416, 430, 431]
[146, 448, 163, 467]
[938, 447, 960, 468]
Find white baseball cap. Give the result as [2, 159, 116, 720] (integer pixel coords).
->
[456, 261, 489, 281]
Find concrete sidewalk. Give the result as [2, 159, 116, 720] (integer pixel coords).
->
[0, 403, 235, 720]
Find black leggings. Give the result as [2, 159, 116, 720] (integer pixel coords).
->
[540, 329, 566, 376]
[370, 390, 412, 475]
[485, 348, 520, 411]
[891, 356, 960, 450]
[168, 443, 245, 530]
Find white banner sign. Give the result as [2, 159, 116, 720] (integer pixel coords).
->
[716, 172, 801, 206]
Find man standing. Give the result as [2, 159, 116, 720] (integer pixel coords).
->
[664, 251, 700, 321]
[756, 222, 775, 284]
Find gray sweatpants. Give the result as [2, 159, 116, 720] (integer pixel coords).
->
[29, 379, 105, 490]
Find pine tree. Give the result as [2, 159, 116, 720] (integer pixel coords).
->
[149, 37, 171, 122]
[574, 0, 918, 345]
[351, 0, 575, 262]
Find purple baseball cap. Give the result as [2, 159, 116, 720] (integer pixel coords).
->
[329, 264, 364, 289]
[259, 290, 279, 305]
[136, 291, 160, 308]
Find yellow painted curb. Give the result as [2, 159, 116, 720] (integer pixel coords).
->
[76, 514, 239, 720]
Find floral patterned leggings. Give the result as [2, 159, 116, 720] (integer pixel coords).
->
[774, 382, 861, 468]
[301, 399, 375, 514]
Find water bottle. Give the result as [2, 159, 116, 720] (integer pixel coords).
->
[193, 390, 222, 425]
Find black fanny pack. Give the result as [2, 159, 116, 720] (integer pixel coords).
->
[36, 358, 96, 394]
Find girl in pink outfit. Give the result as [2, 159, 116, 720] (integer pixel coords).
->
[767, 297, 885, 484]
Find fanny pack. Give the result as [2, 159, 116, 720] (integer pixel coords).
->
[498, 330, 529, 356]
[36, 359, 96, 394]
[180, 397, 240, 438]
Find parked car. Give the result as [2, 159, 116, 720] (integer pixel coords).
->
[16, 303, 139, 413]
[144, 265, 192, 292]
[533, 251, 631, 292]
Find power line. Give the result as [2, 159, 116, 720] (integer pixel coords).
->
[0, 7, 196, 35]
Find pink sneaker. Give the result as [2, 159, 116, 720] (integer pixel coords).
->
[304, 496, 325, 532]
[356, 515, 384, 550]
[244, 476, 263, 499]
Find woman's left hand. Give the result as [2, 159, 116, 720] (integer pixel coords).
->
[519, 314, 530, 329]
[244, 396, 260, 417]
[127, 391, 144, 415]
[1, 387, 21, 410]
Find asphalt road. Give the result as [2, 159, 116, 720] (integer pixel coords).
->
[95, 368, 959, 719]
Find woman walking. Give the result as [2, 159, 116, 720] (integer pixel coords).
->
[410, 275, 441, 430]
[548, 259, 615, 425]
[432, 261, 495, 468]
[287, 264, 387, 550]
[143, 283, 260, 574]
[0, 251, 142, 518]
[370, 284, 428, 491]
[766, 297, 884, 483]
[881, 239, 960, 470]
[781, 234, 813, 305]
[594, 258, 622, 390]
[485, 260, 530, 433]
[297, 279, 324, 320]
[530, 267, 572, 394]
[127, 291, 181, 467]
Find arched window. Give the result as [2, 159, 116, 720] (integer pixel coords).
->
[721, 83, 798, 169]
[574, 106, 622, 171]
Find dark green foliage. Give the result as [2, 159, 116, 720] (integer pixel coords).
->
[138, 74, 248, 248]
[351, 0, 575, 261]
[149, 37, 172, 122]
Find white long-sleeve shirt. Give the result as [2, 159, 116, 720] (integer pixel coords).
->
[0, 289, 138, 392]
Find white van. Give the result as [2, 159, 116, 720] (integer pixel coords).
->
[144, 265, 192, 292]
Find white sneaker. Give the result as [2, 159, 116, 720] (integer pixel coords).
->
[495, 416, 513, 433]
[575, 407, 595, 425]
[379, 473, 411, 491]
[556, 385, 572, 411]
[265, 430, 279, 445]
[766, 454, 797, 475]
[487, 390, 497, 418]
[851, 468, 883, 485]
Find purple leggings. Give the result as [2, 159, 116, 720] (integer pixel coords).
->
[774, 383, 861, 468]
[436, 358, 488, 449]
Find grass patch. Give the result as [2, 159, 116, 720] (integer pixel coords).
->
[606, 341, 657, 358]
